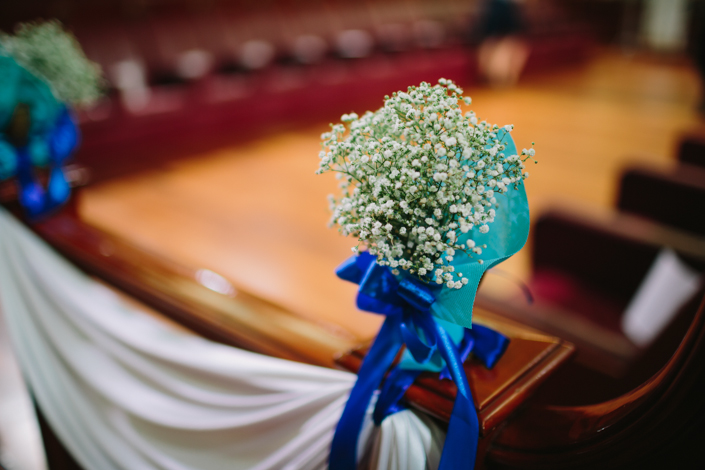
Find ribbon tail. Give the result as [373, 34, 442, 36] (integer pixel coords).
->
[434, 321, 478, 470]
[442, 393, 477, 470]
[400, 314, 436, 364]
[46, 166, 71, 208]
[470, 324, 510, 369]
[15, 148, 46, 217]
[372, 367, 421, 425]
[329, 315, 403, 470]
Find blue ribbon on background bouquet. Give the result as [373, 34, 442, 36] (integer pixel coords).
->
[1, 54, 79, 218]
[13, 106, 78, 217]
[328, 131, 530, 470]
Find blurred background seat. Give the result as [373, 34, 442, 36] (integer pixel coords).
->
[617, 163, 705, 236]
[677, 130, 705, 170]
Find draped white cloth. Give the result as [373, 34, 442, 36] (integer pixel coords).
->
[0, 207, 444, 470]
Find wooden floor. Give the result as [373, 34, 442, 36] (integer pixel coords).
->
[79, 49, 703, 344]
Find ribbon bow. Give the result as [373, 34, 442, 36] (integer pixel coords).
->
[329, 252, 509, 470]
[1, 54, 78, 218]
[2, 105, 78, 218]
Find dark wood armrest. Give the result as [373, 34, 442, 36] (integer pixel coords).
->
[487, 294, 705, 470]
[617, 164, 705, 237]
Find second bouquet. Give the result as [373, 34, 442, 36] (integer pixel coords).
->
[318, 79, 536, 470]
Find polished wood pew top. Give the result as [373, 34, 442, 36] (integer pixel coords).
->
[79, 133, 386, 345]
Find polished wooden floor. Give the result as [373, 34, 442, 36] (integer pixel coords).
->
[79, 49, 703, 343]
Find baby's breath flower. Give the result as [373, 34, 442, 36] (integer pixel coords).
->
[1, 21, 103, 106]
[317, 79, 533, 287]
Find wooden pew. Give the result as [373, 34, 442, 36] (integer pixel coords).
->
[17, 201, 704, 469]
[6, 157, 705, 467]
[0, 188, 575, 469]
[477, 207, 705, 379]
[5, 139, 705, 467]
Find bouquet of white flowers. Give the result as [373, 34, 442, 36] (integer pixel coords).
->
[317, 79, 535, 290]
[1, 21, 102, 216]
[1, 21, 103, 106]
[322, 80, 535, 470]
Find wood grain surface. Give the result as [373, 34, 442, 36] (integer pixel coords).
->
[77, 50, 702, 325]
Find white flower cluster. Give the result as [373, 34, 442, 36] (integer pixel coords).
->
[1, 21, 103, 106]
[317, 79, 534, 289]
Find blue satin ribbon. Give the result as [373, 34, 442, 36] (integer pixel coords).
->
[329, 252, 509, 470]
[3, 105, 78, 218]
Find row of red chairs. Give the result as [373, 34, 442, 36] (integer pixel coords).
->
[65, 0, 579, 87]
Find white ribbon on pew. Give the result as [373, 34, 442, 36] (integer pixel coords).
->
[0, 207, 444, 470]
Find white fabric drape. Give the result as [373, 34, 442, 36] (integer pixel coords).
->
[0, 207, 444, 470]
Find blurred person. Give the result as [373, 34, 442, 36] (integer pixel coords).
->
[476, 0, 529, 87]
